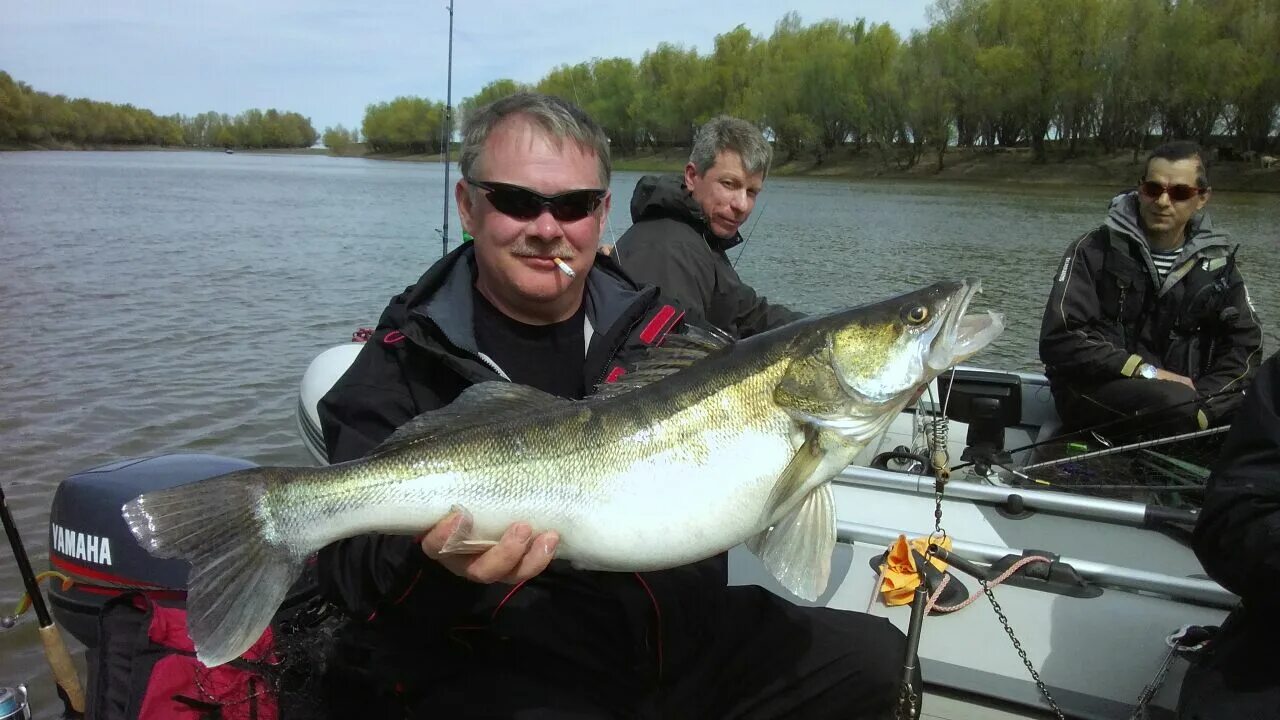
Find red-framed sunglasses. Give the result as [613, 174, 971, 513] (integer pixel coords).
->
[467, 179, 607, 222]
[1138, 181, 1206, 203]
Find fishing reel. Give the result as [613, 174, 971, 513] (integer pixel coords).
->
[0, 686, 30, 720]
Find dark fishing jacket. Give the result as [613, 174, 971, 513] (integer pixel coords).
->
[315, 243, 725, 703]
[613, 174, 804, 339]
[1186, 351, 1280, 701]
[1038, 192, 1263, 424]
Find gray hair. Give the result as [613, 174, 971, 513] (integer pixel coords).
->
[688, 116, 772, 177]
[459, 92, 612, 187]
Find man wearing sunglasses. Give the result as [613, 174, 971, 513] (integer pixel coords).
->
[613, 115, 804, 339]
[1039, 141, 1262, 442]
[314, 93, 909, 719]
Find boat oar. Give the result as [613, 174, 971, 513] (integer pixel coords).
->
[0, 483, 85, 717]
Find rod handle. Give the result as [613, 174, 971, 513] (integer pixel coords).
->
[39, 623, 85, 714]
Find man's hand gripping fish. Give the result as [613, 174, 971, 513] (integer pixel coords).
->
[123, 279, 1003, 666]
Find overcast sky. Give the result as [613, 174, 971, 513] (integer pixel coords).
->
[2, 1, 931, 133]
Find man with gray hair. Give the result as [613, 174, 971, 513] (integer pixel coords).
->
[614, 115, 804, 339]
[316, 94, 908, 718]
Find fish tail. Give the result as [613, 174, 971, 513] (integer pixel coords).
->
[121, 467, 303, 667]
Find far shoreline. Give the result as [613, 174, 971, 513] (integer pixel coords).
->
[345, 145, 1280, 194]
[5, 142, 1279, 194]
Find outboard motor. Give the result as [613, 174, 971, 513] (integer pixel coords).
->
[296, 343, 363, 465]
[47, 454, 318, 648]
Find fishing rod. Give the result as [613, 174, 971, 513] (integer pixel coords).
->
[0, 483, 84, 718]
[731, 197, 767, 270]
[438, 0, 455, 258]
[1020, 426, 1230, 472]
[731, 151, 773, 270]
[945, 385, 1243, 475]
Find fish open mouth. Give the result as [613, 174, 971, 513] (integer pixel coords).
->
[927, 278, 1004, 370]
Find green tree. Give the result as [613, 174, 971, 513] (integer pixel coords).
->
[899, 28, 954, 169]
[632, 43, 705, 147]
[324, 124, 352, 153]
[458, 78, 531, 132]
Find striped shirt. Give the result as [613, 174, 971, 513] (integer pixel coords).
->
[1150, 248, 1181, 282]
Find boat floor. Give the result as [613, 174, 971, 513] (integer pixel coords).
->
[922, 686, 1061, 719]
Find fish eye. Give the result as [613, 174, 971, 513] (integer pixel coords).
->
[903, 305, 929, 325]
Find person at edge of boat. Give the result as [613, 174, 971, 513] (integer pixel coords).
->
[312, 92, 914, 720]
[611, 115, 805, 340]
[1037, 140, 1263, 442]
[1178, 350, 1280, 719]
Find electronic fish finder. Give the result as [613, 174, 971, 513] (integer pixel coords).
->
[935, 369, 1022, 476]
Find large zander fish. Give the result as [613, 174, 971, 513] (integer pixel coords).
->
[123, 279, 1003, 666]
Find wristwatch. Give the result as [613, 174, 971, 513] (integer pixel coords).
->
[1137, 363, 1158, 380]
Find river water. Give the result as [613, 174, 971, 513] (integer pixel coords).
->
[1, 150, 1277, 713]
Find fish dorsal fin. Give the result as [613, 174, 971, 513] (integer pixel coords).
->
[371, 381, 569, 455]
[591, 323, 734, 400]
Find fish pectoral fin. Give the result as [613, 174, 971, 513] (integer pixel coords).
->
[371, 382, 570, 455]
[439, 539, 499, 555]
[759, 425, 823, 526]
[749, 482, 836, 602]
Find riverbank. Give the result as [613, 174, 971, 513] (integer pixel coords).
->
[7, 142, 1277, 192]
[0, 142, 326, 155]
[345, 144, 1280, 193]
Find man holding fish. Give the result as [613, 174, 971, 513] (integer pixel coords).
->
[317, 90, 910, 718]
[124, 92, 1004, 718]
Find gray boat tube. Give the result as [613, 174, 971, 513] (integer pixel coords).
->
[836, 466, 1199, 528]
[838, 521, 1237, 609]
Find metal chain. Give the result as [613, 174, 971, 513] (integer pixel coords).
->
[895, 397, 950, 720]
[894, 674, 919, 720]
[1128, 645, 1177, 720]
[980, 579, 1066, 719]
[897, 380, 1065, 720]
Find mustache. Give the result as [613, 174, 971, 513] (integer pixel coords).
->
[510, 242, 576, 259]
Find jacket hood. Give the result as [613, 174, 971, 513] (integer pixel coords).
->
[1105, 190, 1229, 255]
[1105, 191, 1231, 289]
[629, 174, 743, 252]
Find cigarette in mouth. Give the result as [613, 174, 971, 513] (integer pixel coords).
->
[553, 257, 577, 279]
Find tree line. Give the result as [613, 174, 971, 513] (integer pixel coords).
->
[0, 71, 318, 149]
[325, 97, 449, 155]
[359, 0, 1279, 168]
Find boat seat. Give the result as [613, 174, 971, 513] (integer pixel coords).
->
[1035, 415, 1063, 446]
[1024, 415, 1066, 466]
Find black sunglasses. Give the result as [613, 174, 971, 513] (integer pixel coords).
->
[1138, 181, 1205, 203]
[467, 179, 607, 221]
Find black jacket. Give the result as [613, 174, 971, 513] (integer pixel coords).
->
[614, 174, 803, 339]
[1195, 351, 1280, 612]
[1038, 192, 1263, 423]
[1184, 352, 1280, 708]
[315, 244, 726, 700]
